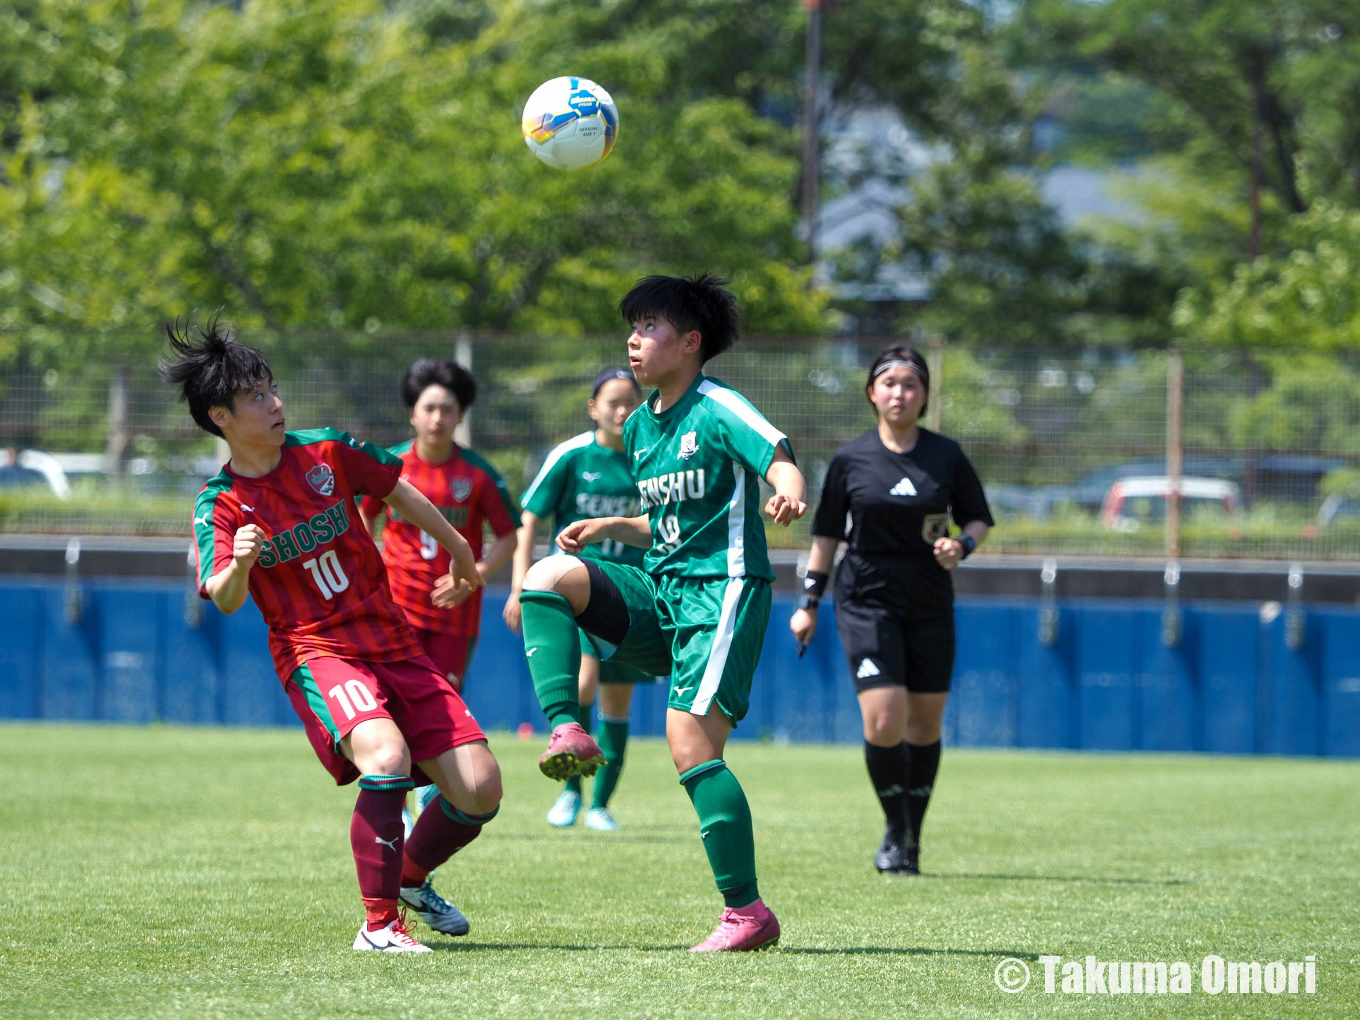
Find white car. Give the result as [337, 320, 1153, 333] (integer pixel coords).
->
[1101, 476, 1240, 532]
[0, 449, 71, 498]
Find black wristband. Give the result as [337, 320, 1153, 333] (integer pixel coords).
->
[802, 569, 829, 599]
[958, 534, 977, 559]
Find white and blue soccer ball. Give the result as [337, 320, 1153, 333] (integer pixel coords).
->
[521, 76, 619, 171]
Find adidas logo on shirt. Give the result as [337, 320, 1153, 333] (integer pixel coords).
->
[856, 658, 881, 679]
[889, 477, 917, 496]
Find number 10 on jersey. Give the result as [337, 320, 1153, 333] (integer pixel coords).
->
[302, 549, 350, 600]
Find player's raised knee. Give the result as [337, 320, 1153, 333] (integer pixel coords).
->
[522, 554, 585, 591]
[521, 555, 591, 612]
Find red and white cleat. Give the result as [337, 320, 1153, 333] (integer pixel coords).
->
[353, 912, 432, 953]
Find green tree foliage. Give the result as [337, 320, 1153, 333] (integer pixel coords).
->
[0, 0, 826, 375]
[1174, 198, 1360, 350]
[814, 1, 1176, 346]
[1019, 0, 1360, 215]
[1014, 0, 1360, 349]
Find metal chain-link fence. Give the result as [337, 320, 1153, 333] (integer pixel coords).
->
[2, 331, 1357, 560]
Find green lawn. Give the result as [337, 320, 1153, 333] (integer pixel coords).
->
[2, 724, 1356, 1019]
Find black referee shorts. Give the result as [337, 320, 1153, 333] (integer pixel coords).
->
[833, 598, 956, 694]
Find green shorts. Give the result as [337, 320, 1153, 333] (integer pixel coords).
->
[583, 562, 772, 724]
[577, 627, 657, 685]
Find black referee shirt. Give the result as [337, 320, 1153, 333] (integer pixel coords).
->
[811, 427, 994, 609]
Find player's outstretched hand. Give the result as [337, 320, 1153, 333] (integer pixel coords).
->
[556, 518, 606, 553]
[232, 524, 266, 567]
[933, 536, 963, 571]
[764, 494, 807, 527]
[432, 573, 476, 608]
[503, 592, 523, 634]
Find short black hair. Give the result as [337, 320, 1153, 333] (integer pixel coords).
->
[618, 272, 739, 363]
[866, 346, 931, 419]
[159, 314, 272, 437]
[401, 359, 477, 411]
[591, 366, 641, 398]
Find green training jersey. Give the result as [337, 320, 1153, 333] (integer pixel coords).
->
[625, 373, 792, 581]
[520, 430, 646, 567]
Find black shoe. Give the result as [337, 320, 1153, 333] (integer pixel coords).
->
[901, 842, 921, 876]
[874, 830, 906, 872]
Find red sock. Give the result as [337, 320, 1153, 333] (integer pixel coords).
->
[404, 795, 495, 879]
[351, 777, 411, 930]
[364, 900, 399, 930]
[402, 857, 429, 888]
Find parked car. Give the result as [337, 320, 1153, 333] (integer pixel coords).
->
[1317, 493, 1359, 526]
[0, 449, 70, 498]
[983, 483, 1077, 521]
[1254, 455, 1349, 503]
[1073, 458, 1241, 510]
[1100, 476, 1241, 531]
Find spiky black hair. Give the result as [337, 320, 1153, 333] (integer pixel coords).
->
[159, 314, 272, 437]
[618, 272, 739, 363]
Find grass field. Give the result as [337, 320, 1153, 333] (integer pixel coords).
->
[2, 724, 1356, 1020]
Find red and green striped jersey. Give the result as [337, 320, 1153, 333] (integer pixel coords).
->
[358, 442, 520, 635]
[192, 428, 425, 681]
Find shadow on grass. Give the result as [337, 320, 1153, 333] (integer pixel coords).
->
[431, 942, 1043, 958]
[428, 942, 690, 953]
[491, 831, 691, 846]
[782, 946, 1043, 959]
[921, 871, 1188, 886]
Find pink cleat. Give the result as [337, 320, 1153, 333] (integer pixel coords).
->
[689, 899, 781, 952]
[538, 722, 605, 780]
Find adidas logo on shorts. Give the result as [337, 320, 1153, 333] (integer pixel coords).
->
[889, 477, 917, 496]
[856, 658, 881, 679]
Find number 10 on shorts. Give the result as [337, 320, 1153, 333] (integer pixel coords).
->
[327, 677, 378, 721]
[302, 549, 349, 600]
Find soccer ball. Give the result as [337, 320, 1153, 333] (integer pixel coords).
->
[521, 77, 619, 171]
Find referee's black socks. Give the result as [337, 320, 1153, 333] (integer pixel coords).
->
[904, 740, 942, 849]
[863, 741, 910, 840]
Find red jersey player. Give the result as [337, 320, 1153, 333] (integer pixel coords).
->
[360, 359, 519, 693]
[164, 318, 503, 953]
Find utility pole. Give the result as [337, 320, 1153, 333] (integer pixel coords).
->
[802, 0, 823, 270]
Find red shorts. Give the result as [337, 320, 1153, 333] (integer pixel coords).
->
[411, 627, 477, 692]
[285, 655, 487, 786]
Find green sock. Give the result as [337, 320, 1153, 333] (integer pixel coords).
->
[565, 703, 593, 796]
[519, 590, 581, 729]
[679, 759, 759, 908]
[591, 715, 629, 809]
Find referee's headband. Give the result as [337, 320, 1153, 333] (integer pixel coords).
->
[871, 359, 926, 381]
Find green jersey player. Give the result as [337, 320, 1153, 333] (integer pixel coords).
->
[517, 274, 807, 953]
[503, 367, 653, 832]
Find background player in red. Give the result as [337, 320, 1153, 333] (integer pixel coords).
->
[164, 318, 503, 953]
[360, 359, 519, 693]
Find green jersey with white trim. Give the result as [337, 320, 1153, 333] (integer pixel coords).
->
[520, 431, 646, 566]
[624, 373, 793, 581]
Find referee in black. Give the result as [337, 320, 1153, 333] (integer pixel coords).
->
[790, 346, 993, 875]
